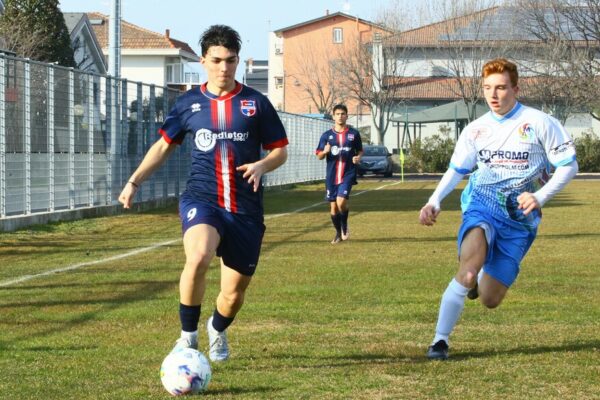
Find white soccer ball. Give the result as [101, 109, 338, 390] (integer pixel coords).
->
[160, 348, 212, 396]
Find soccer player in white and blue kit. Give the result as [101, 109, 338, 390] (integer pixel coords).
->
[419, 59, 578, 360]
[118, 25, 288, 363]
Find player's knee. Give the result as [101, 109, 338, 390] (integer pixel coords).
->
[184, 252, 213, 274]
[220, 291, 244, 309]
[456, 267, 478, 287]
[480, 294, 502, 309]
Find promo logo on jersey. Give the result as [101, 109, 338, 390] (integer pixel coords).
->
[518, 123, 535, 142]
[194, 128, 250, 152]
[191, 103, 201, 113]
[330, 146, 340, 156]
[240, 100, 256, 117]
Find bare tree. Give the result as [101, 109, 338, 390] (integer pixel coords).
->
[289, 41, 344, 115]
[512, 0, 600, 121]
[432, 0, 514, 122]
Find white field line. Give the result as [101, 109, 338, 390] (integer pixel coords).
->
[0, 180, 403, 287]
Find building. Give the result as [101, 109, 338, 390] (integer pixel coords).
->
[86, 12, 200, 90]
[377, 6, 600, 151]
[243, 58, 268, 96]
[269, 11, 391, 129]
[63, 13, 106, 74]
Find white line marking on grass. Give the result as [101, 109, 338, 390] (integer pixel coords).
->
[0, 239, 180, 287]
[0, 180, 404, 287]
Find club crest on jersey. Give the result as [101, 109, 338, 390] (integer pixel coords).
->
[348, 133, 354, 141]
[240, 100, 256, 117]
[518, 123, 535, 142]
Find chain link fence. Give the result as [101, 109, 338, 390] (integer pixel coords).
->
[0, 54, 328, 230]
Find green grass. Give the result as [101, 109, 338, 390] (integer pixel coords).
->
[0, 179, 598, 399]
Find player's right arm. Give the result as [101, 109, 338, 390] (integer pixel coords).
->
[316, 143, 331, 160]
[419, 168, 465, 226]
[118, 137, 177, 208]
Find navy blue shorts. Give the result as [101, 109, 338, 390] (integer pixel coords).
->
[326, 177, 355, 201]
[458, 208, 536, 287]
[179, 194, 266, 276]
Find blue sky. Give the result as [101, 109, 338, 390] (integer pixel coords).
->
[58, 0, 401, 62]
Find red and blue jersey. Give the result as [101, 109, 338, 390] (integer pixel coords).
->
[159, 82, 288, 217]
[316, 127, 363, 185]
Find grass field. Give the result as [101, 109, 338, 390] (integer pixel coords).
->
[0, 179, 599, 399]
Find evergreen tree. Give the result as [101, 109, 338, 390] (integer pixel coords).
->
[0, 0, 75, 67]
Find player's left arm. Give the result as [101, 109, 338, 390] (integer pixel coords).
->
[517, 160, 578, 215]
[352, 131, 364, 164]
[237, 146, 288, 192]
[519, 117, 579, 215]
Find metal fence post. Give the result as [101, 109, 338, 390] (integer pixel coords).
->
[48, 66, 55, 211]
[88, 74, 95, 207]
[0, 58, 5, 218]
[105, 76, 112, 204]
[24, 61, 31, 215]
[136, 82, 143, 200]
[69, 69, 75, 210]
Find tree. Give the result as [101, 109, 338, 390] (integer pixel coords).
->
[432, 0, 511, 122]
[512, 0, 600, 122]
[289, 41, 344, 115]
[0, 0, 75, 67]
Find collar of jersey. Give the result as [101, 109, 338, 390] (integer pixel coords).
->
[332, 126, 349, 135]
[200, 81, 243, 101]
[489, 101, 521, 123]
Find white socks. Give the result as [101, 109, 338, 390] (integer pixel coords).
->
[181, 330, 198, 341]
[432, 278, 469, 345]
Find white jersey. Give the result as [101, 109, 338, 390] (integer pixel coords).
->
[451, 102, 576, 228]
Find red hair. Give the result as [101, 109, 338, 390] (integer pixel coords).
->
[482, 58, 518, 87]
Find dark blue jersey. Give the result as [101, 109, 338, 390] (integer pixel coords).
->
[316, 127, 363, 185]
[159, 82, 288, 216]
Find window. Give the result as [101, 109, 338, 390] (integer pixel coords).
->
[333, 28, 343, 44]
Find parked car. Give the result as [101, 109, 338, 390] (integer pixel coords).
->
[358, 145, 393, 177]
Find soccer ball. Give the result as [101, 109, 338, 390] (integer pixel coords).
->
[160, 348, 212, 396]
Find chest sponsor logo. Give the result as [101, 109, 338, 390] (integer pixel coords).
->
[330, 146, 340, 156]
[240, 100, 256, 117]
[194, 128, 250, 152]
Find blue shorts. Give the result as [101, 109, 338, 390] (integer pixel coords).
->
[326, 177, 355, 201]
[179, 193, 266, 276]
[458, 209, 536, 287]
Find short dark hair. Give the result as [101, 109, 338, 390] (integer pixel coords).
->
[199, 25, 242, 56]
[332, 104, 348, 114]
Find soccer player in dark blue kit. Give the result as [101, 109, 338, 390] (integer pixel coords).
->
[118, 25, 288, 362]
[315, 104, 363, 244]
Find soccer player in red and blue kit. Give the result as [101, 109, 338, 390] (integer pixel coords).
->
[118, 25, 288, 362]
[316, 104, 363, 244]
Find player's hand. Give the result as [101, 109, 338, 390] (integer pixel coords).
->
[352, 155, 361, 164]
[323, 143, 331, 154]
[517, 191, 540, 216]
[419, 203, 440, 226]
[237, 162, 267, 192]
[118, 182, 138, 209]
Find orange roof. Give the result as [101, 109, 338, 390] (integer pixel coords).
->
[388, 76, 541, 100]
[87, 12, 197, 56]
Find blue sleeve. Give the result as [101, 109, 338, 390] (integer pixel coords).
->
[257, 96, 288, 150]
[158, 103, 186, 144]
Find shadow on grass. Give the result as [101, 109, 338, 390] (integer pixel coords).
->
[207, 385, 281, 397]
[451, 340, 600, 360]
[0, 279, 174, 350]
